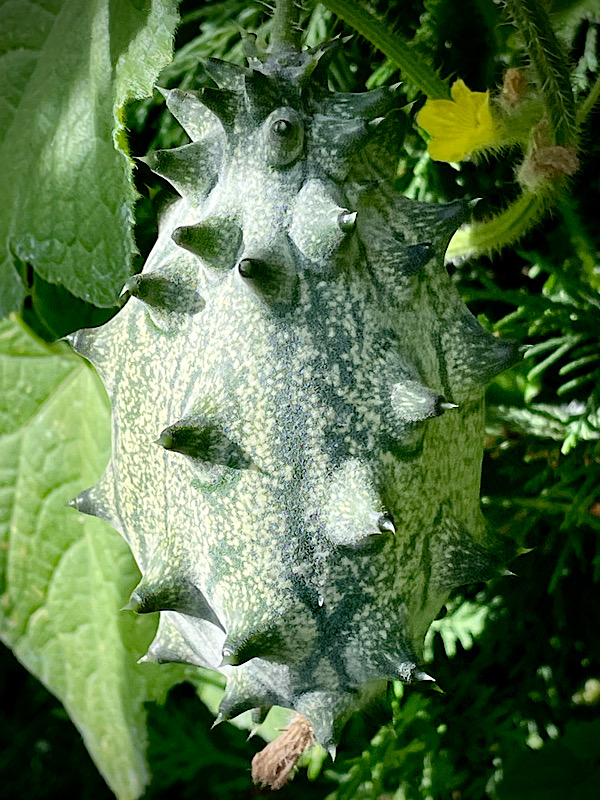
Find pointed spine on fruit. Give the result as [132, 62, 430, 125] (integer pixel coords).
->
[446, 313, 520, 386]
[156, 417, 252, 469]
[197, 86, 239, 130]
[248, 706, 271, 737]
[475, 336, 520, 384]
[125, 553, 224, 630]
[240, 29, 260, 65]
[325, 460, 389, 546]
[65, 328, 96, 360]
[171, 218, 243, 272]
[66, 483, 121, 533]
[425, 198, 469, 242]
[220, 626, 287, 667]
[377, 514, 396, 534]
[339, 211, 357, 232]
[430, 513, 497, 591]
[394, 662, 436, 683]
[138, 141, 220, 202]
[158, 87, 224, 142]
[66, 487, 101, 517]
[294, 691, 350, 753]
[309, 116, 384, 180]
[413, 669, 436, 683]
[305, 36, 352, 86]
[218, 675, 274, 723]
[237, 253, 298, 310]
[320, 84, 402, 120]
[390, 380, 455, 424]
[120, 273, 205, 314]
[203, 57, 249, 90]
[290, 179, 357, 265]
[142, 613, 223, 669]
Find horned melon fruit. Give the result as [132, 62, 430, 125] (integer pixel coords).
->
[68, 7, 517, 768]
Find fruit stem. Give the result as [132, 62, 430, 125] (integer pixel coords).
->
[271, 0, 302, 52]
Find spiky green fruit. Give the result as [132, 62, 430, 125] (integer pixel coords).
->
[69, 29, 517, 756]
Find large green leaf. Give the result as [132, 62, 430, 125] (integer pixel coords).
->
[0, 0, 179, 317]
[0, 317, 190, 800]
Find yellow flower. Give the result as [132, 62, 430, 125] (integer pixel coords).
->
[417, 79, 497, 162]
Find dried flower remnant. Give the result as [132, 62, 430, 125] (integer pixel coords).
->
[518, 119, 579, 190]
[501, 68, 529, 108]
[252, 714, 315, 790]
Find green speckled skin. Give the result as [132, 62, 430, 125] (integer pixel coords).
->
[70, 38, 517, 751]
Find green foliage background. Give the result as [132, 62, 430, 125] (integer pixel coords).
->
[1, 0, 599, 798]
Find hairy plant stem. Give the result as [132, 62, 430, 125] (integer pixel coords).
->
[577, 72, 600, 130]
[271, 0, 301, 52]
[504, 0, 576, 146]
[445, 192, 547, 261]
[320, 0, 450, 98]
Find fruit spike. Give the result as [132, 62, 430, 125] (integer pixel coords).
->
[390, 380, 453, 424]
[143, 611, 224, 669]
[203, 57, 249, 91]
[171, 218, 243, 271]
[294, 690, 350, 757]
[66, 487, 100, 517]
[310, 115, 384, 180]
[396, 662, 433, 683]
[237, 255, 298, 309]
[442, 313, 521, 386]
[338, 211, 358, 232]
[217, 668, 279, 723]
[68, 5, 520, 778]
[197, 86, 239, 129]
[220, 626, 286, 667]
[65, 328, 95, 360]
[67, 480, 122, 532]
[158, 87, 223, 143]
[120, 273, 205, 314]
[306, 35, 353, 85]
[155, 417, 252, 469]
[429, 515, 499, 591]
[248, 706, 271, 738]
[289, 178, 357, 264]
[321, 84, 403, 120]
[377, 514, 396, 534]
[138, 141, 219, 202]
[124, 552, 224, 630]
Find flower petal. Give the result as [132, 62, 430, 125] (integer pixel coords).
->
[418, 78, 497, 162]
[427, 137, 470, 163]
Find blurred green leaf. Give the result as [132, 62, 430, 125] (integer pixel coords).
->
[424, 598, 491, 661]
